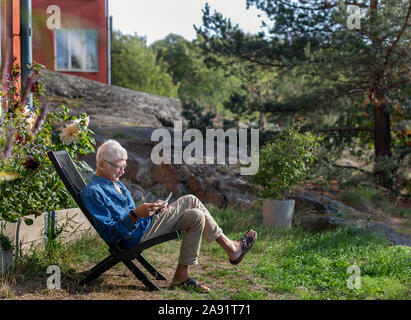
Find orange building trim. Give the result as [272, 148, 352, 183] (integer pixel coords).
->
[1, 0, 22, 88]
[12, 0, 20, 69]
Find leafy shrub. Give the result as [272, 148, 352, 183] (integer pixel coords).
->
[0, 234, 13, 251]
[249, 128, 321, 199]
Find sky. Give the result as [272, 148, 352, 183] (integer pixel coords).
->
[108, 0, 264, 45]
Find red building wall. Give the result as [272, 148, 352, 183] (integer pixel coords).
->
[32, 0, 108, 84]
[1, 0, 21, 87]
[1, 0, 21, 67]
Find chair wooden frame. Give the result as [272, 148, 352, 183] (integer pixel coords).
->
[48, 150, 179, 291]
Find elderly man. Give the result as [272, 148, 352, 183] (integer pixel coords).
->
[80, 139, 257, 293]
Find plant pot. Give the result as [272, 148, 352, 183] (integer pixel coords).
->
[262, 199, 295, 229]
[0, 249, 13, 275]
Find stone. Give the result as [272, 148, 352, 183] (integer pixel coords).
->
[40, 69, 186, 128]
[56, 208, 94, 243]
[289, 190, 362, 216]
[16, 213, 47, 252]
[299, 215, 346, 233]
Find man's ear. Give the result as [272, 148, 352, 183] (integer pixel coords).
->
[97, 159, 105, 170]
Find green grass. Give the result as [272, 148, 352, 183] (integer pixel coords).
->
[205, 206, 410, 300]
[337, 187, 410, 218]
[254, 227, 410, 299]
[10, 232, 108, 282]
[2, 206, 410, 300]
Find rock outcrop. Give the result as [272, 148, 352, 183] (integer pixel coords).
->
[79, 126, 259, 209]
[40, 69, 186, 127]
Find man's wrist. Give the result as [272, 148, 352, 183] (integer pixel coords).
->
[130, 209, 138, 221]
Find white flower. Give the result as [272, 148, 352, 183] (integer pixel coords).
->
[59, 121, 82, 145]
[21, 105, 31, 117]
[84, 116, 90, 128]
[80, 116, 90, 129]
[27, 114, 38, 131]
[73, 116, 90, 129]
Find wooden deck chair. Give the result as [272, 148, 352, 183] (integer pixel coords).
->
[48, 150, 179, 291]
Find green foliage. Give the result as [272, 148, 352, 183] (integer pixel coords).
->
[111, 31, 179, 98]
[181, 99, 216, 134]
[0, 234, 13, 251]
[0, 105, 94, 223]
[249, 128, 321, 199]
[197, 0, 410, 109]
[152, 33, 242, 113]
[0, 63, 95, 224]
[197, 0, 411, 190]
[44, 212, 66, 253]
[0, 222, 13, 251]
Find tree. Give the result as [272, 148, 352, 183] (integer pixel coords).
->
[196, 0, 411, 187]
[111, 31, 178, 98]
[151, 33, 242, 114]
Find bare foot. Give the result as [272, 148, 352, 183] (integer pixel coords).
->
[170, 278, 211, 293]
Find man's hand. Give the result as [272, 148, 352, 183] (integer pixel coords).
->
[154, 201, 168, 214]
[133, 202, 164, 219]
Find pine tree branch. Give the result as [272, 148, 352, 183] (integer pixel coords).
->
[332, 163, 372, 174]
[368, 0, 411, 95]
[277, 0, 371, 11]
[300, 127, 375, 134]
[383, 0, 411, 69]
[386, 78, 411, 91]
[218, 37, 287, 68]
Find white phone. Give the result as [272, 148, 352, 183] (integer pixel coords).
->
[155, 192, 173, 214]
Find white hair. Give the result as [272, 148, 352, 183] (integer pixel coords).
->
[96, 139, 128, 165]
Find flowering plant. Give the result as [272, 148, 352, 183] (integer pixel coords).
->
[0, 61, 95, 224]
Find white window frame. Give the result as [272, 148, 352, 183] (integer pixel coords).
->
[54, 29, 99, 72]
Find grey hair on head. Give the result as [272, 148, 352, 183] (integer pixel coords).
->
[96, 139, 128, 166]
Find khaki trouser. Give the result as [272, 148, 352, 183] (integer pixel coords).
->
[140, 194, 223, 266]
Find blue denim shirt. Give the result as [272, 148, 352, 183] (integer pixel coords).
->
[79, 174, 153, 248]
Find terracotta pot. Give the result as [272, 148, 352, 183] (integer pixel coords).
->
[262, 199, 295, 229]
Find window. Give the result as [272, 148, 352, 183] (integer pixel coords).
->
[55, 29, 98, 72]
